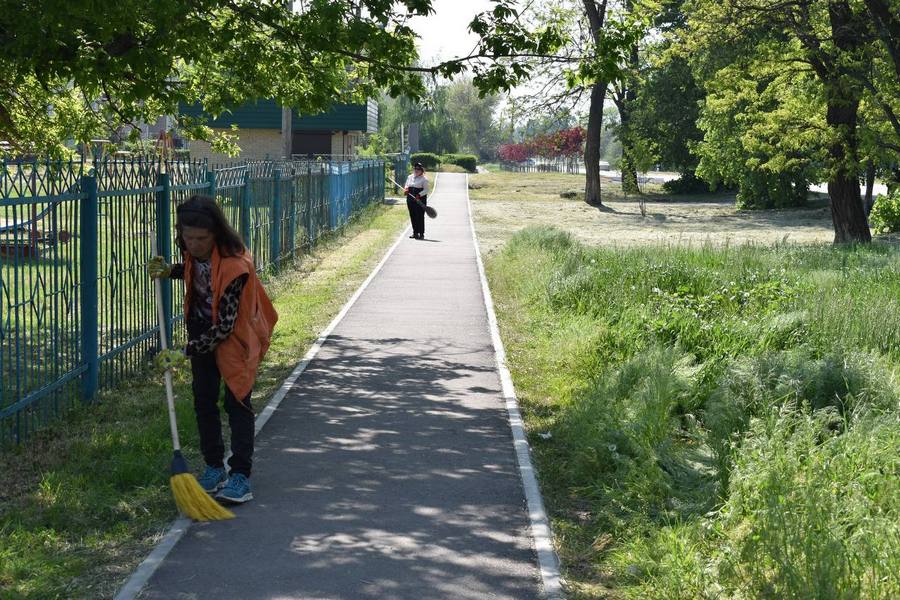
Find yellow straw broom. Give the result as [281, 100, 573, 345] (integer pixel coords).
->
[151, 236, 234, 521]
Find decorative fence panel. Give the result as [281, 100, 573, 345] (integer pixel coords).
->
[1, 156, 386, 446]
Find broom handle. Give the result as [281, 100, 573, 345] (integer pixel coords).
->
[389, 176, 426, 205]
[150, 235, 182, 453]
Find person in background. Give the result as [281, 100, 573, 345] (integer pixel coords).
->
[148, 195, 277, 504]
[404, 162, 429, 240]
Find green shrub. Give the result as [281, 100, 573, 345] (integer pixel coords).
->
[661, 172, 712, 194]
[440, 153, 478, 173]
[736, 171, 808, 209]
[410, 152, 441, 170]
[870, 188, 900, 234]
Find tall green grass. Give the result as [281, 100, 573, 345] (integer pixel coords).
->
[487, 226, 900, 599]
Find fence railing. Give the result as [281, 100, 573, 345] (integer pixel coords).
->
[0, 156, 386, 446]
[499, 158, 584, 174]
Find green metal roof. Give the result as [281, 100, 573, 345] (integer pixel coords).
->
[180, 99, 378, 133]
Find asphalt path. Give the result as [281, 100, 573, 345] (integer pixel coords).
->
[131, 173, 549, 600]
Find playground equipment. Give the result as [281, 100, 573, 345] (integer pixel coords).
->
[0, 198, 72, 258]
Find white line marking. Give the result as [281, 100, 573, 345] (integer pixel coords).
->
[465, 173, 564, 599]
[114, 202, 411, 600]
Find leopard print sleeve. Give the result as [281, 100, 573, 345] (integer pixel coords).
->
[185, 274, 249, 356]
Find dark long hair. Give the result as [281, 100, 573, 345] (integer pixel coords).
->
[175, 195, 245, 257]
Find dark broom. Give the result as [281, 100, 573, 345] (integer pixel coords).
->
[388, 176, 437, 218]
[151, 236, 235, 521]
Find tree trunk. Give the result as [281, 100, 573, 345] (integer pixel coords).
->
[618, 102, 639, 195]
[584, 81, 607, 206]
[825, 2, 871, 243]
[864, 160, 876, 215]
[826, 94, 871, 243]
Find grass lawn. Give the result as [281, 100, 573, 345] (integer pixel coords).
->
[469, 171, 841, 254]
[473, 171, 899, 599]
[0, 200, 409, 599]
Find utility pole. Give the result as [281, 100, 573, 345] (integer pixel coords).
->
[282, 107, 292, 159]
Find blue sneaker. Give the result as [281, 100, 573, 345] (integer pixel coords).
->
[217, 473, 253, 504]
[196, 465, 227, 493]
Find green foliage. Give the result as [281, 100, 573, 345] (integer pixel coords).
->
[718, 409, 899, 599]
[440, 153, 478, 173]
[486, 226, 900, 597]
[736, 170, 809, 209]
[630, 50, 704, 174]
[870, 188, 900, 234]
[661, 172, 714, 194]
[379, 85, 459, 155]
[685, 0, 900, 241]
[0, 1, 440, 153]
[410, 152, 441, 170]
[445, 78, 503, 159]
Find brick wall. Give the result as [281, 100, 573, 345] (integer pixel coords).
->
[186, 128, 282, 162]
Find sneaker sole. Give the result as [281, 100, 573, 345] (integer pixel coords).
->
[216, 491, 253, 504]
[201, 481, 227, 494]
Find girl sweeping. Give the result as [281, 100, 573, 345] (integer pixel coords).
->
[149, 195, 277, 504]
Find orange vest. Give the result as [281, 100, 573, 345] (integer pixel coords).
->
[183, 246, 278, 402]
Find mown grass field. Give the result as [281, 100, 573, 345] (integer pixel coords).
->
[485, 224, 899, 599]
[0, 200, 409, 599]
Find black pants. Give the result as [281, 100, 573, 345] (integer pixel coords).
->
[187, 315, 254, 477]
[406, 194, 427, 237]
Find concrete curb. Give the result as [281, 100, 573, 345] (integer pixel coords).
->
[465, 173, 565, 599]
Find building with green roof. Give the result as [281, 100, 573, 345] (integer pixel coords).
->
[180, 99, 378, 160]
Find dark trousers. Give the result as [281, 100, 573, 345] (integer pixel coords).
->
[187, 315, 254, 477]
[406, 195, 427, 237]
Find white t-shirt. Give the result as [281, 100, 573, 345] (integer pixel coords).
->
[404, 174, 429, 195]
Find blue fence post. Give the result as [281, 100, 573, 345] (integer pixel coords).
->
[79, 174, 99, 402]
[241, 170, 252, 249]
[287, 170, 297, 258]
[306, 163, 314, 245]
[155, 172, 173, 345]
[271, 169, 282, 269]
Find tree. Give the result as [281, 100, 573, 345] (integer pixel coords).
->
[0, 1, 446, 154]
[445, 78, 502, 160]
[686, 0, 900, 243]
[482, 1, 644, 206]
[626, 0, 705, 175]
[379, 82, 459, 154]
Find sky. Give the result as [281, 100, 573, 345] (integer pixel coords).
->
[409, 0, 498, 64]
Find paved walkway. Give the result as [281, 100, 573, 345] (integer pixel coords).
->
[134, 174, 550, 599]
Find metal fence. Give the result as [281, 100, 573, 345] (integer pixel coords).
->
[499, 158, 583, 174]
[0, 156, 386, 446]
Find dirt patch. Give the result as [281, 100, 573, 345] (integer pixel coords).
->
[469, 172, 839, 254]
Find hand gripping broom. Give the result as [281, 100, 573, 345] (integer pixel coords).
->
[151, 236, 234, 521]
[388, 176, 437, 218]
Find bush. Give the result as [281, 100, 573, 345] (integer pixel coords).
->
[870, 188, 900, 234]
[662, 172, 713, 194]
[736, 171, 809, 209]
[441, 153, 478, 173]
[410, 152, 441, 170]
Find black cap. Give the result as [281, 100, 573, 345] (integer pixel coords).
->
[413, 162, 424, 169]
